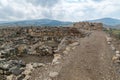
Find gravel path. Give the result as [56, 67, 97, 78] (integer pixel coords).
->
[56, 31, 119, 80]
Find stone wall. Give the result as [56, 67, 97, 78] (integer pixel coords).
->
[0, 27, 85, 57]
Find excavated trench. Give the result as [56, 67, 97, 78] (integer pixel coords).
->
[11, 36, 78, 64]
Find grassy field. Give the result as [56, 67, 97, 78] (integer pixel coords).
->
[112, 29, 120, 34]
[105, 29, 120, 39]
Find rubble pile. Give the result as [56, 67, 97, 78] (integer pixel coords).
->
[73, 22, 103, 30]
[0, 27, 83, 57]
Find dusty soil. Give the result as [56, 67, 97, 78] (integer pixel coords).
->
[55, 31, 120, 80]
[11, 54, 53, 64]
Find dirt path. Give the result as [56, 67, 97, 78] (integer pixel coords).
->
[56, 31, 119, 80]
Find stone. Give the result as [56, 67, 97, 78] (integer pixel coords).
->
[116, 53, 120, 57]
[106, 37, 112, 42]
[32, 63, 45, 68]
[9, 66, 23, 76]
[72, 47, 76, 50]
[17, 74, 26, 80]
[2, 63, 10, 69]
[52, 60, 60, 65]
[69, 42, 80, 47]
[52, 58, 59, 65]
[44, 78, 52, 80]
[0, 58, 6, 61]
[49, 72, 59, 78]
[32, 63, 39, 68]
[23, 75, 31, 80]
[6, 74, 14, 80]
[112, 54, 120, 63]
[52, 54, 61, 65]
[115, 60, 120, 63]
[63, 51, 68, 54]
[116, 51, 120, 54]
[54, 54, 61, 59]
[22, 69, 32, 75]
[66, 46, 71, 51]
[37, 63, 45, 67]
[107, 42, 111, 45]
[8, 60, 18, 64]
[110, 45, 116, 51]
[112, 56, 117, 61]
[18, 60, 26, 67]
[26, 63, 34, 70]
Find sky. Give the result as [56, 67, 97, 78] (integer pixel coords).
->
[0, 0, 120, 21]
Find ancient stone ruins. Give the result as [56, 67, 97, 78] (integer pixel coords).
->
[73, 22, 103, 30]
[0, 22, 104, 80]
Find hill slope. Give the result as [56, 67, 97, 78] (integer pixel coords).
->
[87, 18, 120, 28]
[0, 19, 73, 27]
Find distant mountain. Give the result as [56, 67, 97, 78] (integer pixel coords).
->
[1, 18, 120, 28]
[87, 18, 120, 28]
[0, 19, 73, 27]
[0, 21, 10, 23]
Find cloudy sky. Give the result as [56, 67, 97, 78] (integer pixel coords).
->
[0, 0, 120, 21]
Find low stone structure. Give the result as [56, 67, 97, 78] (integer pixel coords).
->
[73, 22, 103, 30]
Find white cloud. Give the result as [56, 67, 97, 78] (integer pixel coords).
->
[0, 0, 120, 21]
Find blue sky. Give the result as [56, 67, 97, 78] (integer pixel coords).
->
[0, 0, 120, 21]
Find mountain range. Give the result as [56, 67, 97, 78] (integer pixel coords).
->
[0, 19, 73, 27]
[0, 18, 120, 28]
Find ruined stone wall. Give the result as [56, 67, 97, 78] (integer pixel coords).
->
[0, 27, 85, 57]
[73, 22, 103, 30]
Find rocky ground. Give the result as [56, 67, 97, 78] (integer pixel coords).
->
[28, 30, 120, 80]
[1, 23, 120, 80]
[0, 27, 83, 80]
